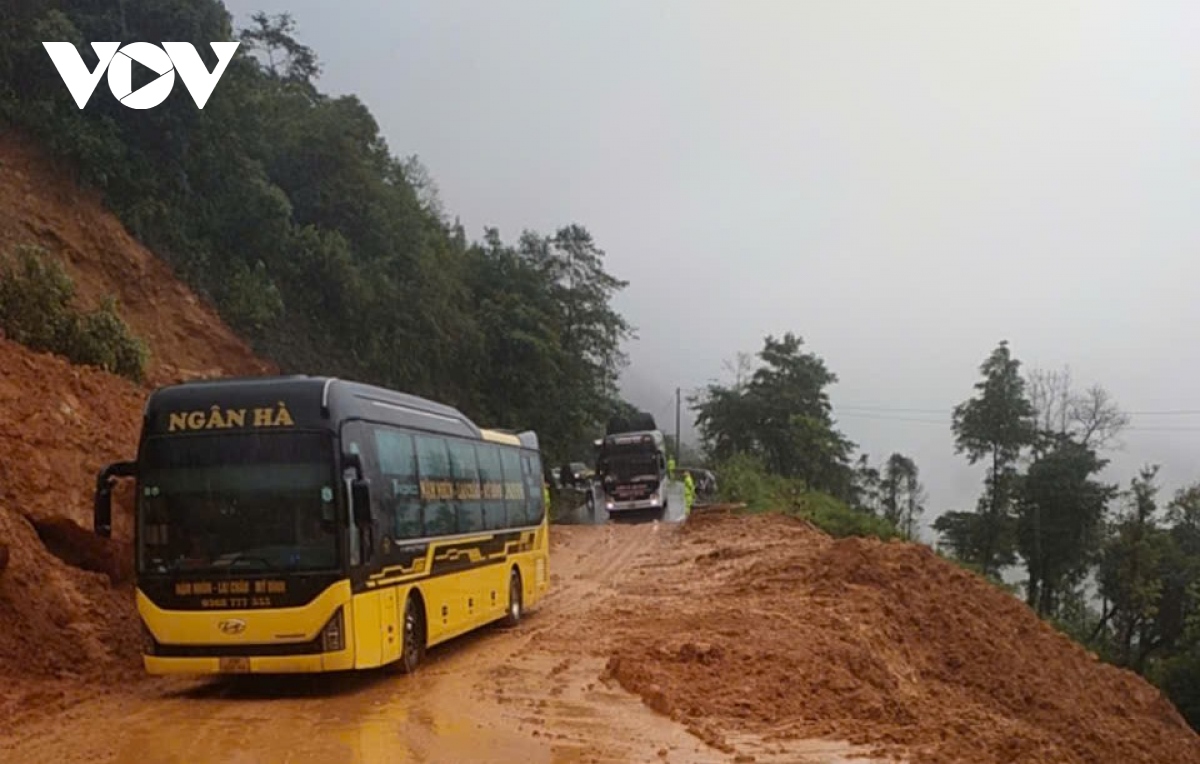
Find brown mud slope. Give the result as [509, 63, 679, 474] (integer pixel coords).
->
[0, 338, 146, 724]
[0, 130, 276, 386]
[604, 510, 1200, 764]
[0, 133, 277, 723]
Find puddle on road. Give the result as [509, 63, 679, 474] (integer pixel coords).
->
[100, 667, 561, 764]
[555, 480, 689, 527]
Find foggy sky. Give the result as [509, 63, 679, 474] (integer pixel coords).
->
[221, 0, 1200, 538]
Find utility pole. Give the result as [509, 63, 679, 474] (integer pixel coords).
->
[674, 387, 681, 463]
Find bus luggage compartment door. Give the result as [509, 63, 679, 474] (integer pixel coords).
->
[381, 587, 401, 665]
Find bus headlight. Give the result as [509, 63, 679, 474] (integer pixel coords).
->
[321, 607, 345, 652]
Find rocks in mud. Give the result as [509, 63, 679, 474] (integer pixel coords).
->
[676, 641, 723, 665]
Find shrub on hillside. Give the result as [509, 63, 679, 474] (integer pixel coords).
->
[715, 452, 901, 541]
[795, 490, 902, 541]
[0, 245, 149, 382]
[714, 452, 798, 511]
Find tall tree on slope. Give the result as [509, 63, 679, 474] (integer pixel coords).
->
[949, 340, 1037, 577]
[692, 334, 856, 498]
[1019, 367, 1125, 618]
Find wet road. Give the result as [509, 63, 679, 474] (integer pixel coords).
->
[1, 513, 881, 764]
[0, 520, 725, 764]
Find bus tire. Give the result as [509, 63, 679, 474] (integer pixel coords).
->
[399, 592, 425, 674]
[502, 567, 523, 627]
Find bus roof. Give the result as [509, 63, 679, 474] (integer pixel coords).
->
[143, 375, 539, 450]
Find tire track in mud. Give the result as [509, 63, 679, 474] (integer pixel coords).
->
[0, 521, 881, 764]
[0, 523, 717, 764]
[470, 521, 733, 763]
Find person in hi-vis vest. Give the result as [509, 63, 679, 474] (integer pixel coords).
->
[683, 470, 696, 516]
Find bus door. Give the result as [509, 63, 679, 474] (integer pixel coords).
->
[341, 423, 399, 667]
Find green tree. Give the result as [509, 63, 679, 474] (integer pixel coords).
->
[1097, 466, 1173, 672]
[1017, 438, 1116, 617]
[693, 333, 855, 498]
[0, 4, 634, 464]
[852, 453, 882, 516]
[880, 453, 924, 537]
[1018, 369, 1126, 619]
[948, 340, 1036, 576]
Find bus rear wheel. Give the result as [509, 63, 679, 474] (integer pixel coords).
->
[502, 568, 523, 627]
[399, 593, 425, 674]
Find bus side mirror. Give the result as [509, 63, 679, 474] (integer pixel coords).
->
[93, 484, 113, 539]
[93, 461, 136, 538]
[351, 479, 372, 525]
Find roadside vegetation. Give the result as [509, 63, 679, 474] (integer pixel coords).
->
[692, 332, 1200, 730]
[935, 341, 1200, 729]
[0, 245, 148, 382]
[0, 2, 630, 464]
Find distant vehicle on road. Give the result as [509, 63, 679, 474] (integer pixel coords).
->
[557, 461, 594, 488]
[593, 430, 669, 519]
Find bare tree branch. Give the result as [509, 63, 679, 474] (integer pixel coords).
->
[1071, 384, 1130, 451]
[1025, 367, 1127, 452]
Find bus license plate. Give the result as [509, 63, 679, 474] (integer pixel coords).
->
[219, 657, 250, 673]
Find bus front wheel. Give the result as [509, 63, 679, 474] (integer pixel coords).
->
[399, 593, 425, 674]
[502, 568, 523, 627]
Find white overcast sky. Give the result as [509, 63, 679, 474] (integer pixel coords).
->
[221, 0, 1200, 537]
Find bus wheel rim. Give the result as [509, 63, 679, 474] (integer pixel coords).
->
[404, 604, 418, 664]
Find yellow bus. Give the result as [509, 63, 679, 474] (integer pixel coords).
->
[92, 376, 550, 675]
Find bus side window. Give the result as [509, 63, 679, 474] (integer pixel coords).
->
[373, 426, 422, 540]
[448, 439, 484, 533]
[415, 435, 456, 536]
[499, 447, 527, 527]
[475, 444, 507, 531]
[527, 453, 545, 524]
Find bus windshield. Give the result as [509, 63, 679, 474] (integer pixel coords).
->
[137, 432, 340, 575]
[602, 453, 661, 482]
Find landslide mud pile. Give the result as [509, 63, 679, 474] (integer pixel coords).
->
[0, 132, 277, 721]
[603, 511, 1200, 764]
[0, 338, 145, 722]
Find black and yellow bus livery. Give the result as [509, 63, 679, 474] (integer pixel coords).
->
[93, 375, 550, 675]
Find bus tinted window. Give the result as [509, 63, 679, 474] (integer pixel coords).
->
[475, 444, 507, 530]
[448, 439, 483, 533]
[499, 447, 527, 526]
[374, 427, 422, 539]
[526, 452, 545, 524]
[415, 435, 456, 536]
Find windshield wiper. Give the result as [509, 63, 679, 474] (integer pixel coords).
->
[217, 553, 280, 571]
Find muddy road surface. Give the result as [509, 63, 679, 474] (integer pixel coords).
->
[0, 520, 878, 764]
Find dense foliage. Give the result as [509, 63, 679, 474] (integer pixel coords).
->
[714, 453, 901, 541]
[692, 333, 856, 497]
[693, 334, 917, 541]
[0, 3, 631, 462]
[0, 245, 148, 381]
[936, 340, 1200, 730]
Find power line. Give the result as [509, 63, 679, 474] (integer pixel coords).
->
[834, 411, 1200, 433]
[838, 404, 1200, 418]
